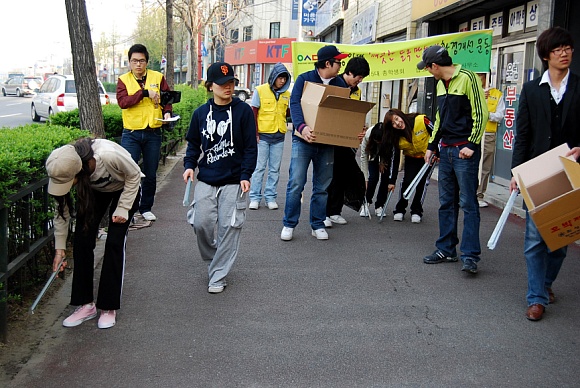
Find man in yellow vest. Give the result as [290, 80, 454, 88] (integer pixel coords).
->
[117, 44, 173, 222]
[476, 73, 505, 208]
[248, 63, 291, 210]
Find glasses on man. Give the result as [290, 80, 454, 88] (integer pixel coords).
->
[551, 46, 574, 56]
[130, 59, 147, 64]
[332, 60, 342, 66]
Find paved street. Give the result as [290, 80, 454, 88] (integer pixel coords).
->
[8, 136, 580, 387]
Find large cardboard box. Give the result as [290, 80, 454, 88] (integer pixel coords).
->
[296, 81, 375, 148]
[512, 144, 580, 251]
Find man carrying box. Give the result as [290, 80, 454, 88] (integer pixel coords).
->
[510, 27, 580, 321]
[281, 45, 348, 241]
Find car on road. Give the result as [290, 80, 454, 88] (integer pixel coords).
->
[234, 86, 251, 102]
[31, 75, 110, 121]
[1, 76, 43, 97]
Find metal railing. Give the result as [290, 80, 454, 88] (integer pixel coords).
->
[0, 177, 53, 343]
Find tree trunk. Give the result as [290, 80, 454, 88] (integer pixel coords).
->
[190, 34, 198, 85]
[65, 0, 105, 138]
[166, 0, 175, 88]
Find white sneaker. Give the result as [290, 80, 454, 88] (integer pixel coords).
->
[359, 205, 369, 217]
[329, 215, 347, 224]
[311, 228, 329, 240]
[97, 310, 116, 329]
[411, 214, 422, 223]
[324, 217, 333, 228]
[249, 201, 260, 210]
[280, 226, 294, 241]
[393, 213, 404, 222]
[478, 200, 489, 208]
[375, 207, 383, 217]
[267, 201, 278, 210]
[141, 211, 157, 221]
[208, 285, 225, 293]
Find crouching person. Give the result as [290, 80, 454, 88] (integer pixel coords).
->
[46, 137, 141, 329]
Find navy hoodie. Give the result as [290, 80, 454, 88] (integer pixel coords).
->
[184, 97, 257, 186]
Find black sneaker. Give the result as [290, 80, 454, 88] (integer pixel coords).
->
[423, 250, 458, 264]
[461, 258, 478, 274]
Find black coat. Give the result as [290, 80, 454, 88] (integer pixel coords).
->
[512, 72, 580, 168]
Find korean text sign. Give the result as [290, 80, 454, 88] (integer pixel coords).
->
[291, 30, 493, 81]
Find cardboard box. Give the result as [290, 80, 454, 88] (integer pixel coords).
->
[296, 81, 375, 148]
[512, 144, 580, 251]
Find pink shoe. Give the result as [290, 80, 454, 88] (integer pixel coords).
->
[62, 303, 97, 327]
[98, 310, 116, 329]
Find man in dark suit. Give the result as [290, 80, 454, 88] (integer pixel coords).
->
[510, 27, 580, 321]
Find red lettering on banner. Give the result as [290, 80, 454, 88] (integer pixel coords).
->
[505, 86, 517, 106]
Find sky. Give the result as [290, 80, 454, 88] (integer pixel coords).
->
[0, 0, 141, 75]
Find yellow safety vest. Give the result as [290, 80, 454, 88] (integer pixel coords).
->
[485, 88, 502, 133]
[119, 70, 164, 130]
[256, 84, 290, 134]
[350, 87, 361, 100]
[399, 115, 429, 158]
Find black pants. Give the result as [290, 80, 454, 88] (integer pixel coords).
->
[394, 156, 432, 217]
[365, 159, 390, 207]
[71, 189, 140, 310]
[326, 146, 358, 216]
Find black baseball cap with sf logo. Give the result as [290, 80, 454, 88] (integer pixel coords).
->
[207, 62, 239, 85]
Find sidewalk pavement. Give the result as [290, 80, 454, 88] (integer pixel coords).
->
[7, 137, 580, 387]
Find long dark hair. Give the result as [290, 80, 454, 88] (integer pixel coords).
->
[365, 123, 388, 162]
[52, 138, 95, 232]
[364, 109, 420, 173]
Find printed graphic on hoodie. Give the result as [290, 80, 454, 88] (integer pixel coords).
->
[203, 106, 235, 164]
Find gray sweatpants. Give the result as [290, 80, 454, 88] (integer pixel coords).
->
[191, 181, 246, 287]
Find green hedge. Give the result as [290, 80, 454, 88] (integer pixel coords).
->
[0, 84, 207, 204]
[0, 125, 89, 205]
[102, 82, 117, 93]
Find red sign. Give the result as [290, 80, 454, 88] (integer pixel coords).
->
[225, 38, 295, 65]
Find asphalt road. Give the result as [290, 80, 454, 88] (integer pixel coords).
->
[0, 95, 40, 127]
[7, 136, 580, 387]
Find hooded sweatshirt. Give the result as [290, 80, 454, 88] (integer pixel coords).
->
[250, 63, 291, 144]
[184, 97, 257, 186]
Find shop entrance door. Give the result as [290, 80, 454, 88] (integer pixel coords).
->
[494, 44, 528, 184]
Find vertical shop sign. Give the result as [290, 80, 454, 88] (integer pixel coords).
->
[508, 5, 525, 33]
[490, 12, 503, 36]
[302, 0, 317, 27]
[503, 85, 518, 150]
[526, 1, 539, 28]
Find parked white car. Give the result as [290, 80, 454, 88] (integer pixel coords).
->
[31, 75, 110, 121]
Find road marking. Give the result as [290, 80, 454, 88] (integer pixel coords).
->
[7, 103, 25, 106]
[0, 113, 22, 118]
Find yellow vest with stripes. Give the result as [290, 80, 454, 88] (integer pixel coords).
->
[119, 70, 164, 130]
[398, 115, 429, 158]
[256, 84, 290, 134]
[485, 88, 502, 133]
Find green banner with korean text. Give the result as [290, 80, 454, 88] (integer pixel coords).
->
[291, 30, 493, 81]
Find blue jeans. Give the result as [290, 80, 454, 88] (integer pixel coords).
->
[436, 145, 481, 261]
[524, 212, 567, 306]
[249, 139, 284, 203]
[121, 128, 162, 214]
[283, 138, 334, 230]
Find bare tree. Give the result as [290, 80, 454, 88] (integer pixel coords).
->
[172, 0, 251, 84]
[65, 0, 105, 138]
[166, 0, 175, 88]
